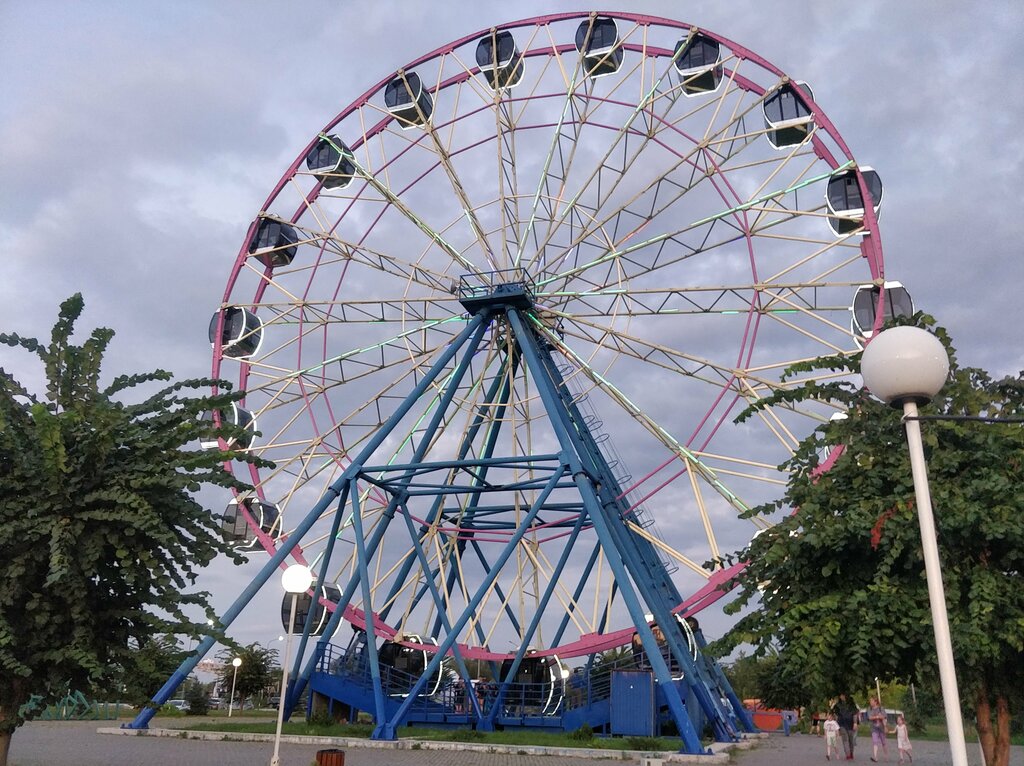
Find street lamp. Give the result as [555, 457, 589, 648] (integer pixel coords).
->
[860, 325, 968, 766]
[228, 657, 242, 718]
[270, 564, 313, 766]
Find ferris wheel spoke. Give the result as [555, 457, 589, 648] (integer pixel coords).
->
[627, 521, 710, 578]
[494, 100, 525, 268]
[316, 226, 461, 294]
[552, 312, 737, 388]
[512, 21, 599, 268]
[537, 162, 844, 297]
[552, 313, 849, 457]
[334, 143, 482, 277]
[418, 89, 502, 272]
[521, 30, 693, 277]
[526, 74, 775, 281]
[542, 279, 854, 317]
[542, 324, 750, 513]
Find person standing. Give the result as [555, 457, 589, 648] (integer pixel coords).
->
[867, 697, 889, 762]
[832, 692, 860, 760]
[824, 713, 841, 760]
[894, 714, 913, 763]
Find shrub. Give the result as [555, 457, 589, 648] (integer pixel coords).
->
[568, 724, 594, 741]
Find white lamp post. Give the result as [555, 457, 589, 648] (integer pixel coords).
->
[270, 564, 313, 766]
[228, 657, 242, 717]
[861, 326, 967, 766]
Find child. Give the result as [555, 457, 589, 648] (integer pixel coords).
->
[824, 712, 841, 760]
[894, 714, 913, 763]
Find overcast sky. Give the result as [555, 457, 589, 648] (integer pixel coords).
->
[3, 1, 1023, 662]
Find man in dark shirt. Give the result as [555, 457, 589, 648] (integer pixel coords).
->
[832, 692, 860, 760]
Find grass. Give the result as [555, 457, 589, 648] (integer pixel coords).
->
[904, 723, 1023, 747]
[182, 720, 683, 751]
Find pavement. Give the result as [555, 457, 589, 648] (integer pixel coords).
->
[6, 718, 1023, 766]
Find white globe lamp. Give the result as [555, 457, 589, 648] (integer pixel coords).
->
[860, 327, 965, 766]
[271, 564, 314, 766]
[861, 325, 949, 404]
[228, 656, 242, 717]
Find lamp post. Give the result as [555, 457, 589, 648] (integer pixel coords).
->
[860, 325, 968, 766]
[228, 657, 242, 717]
[270, 564, 313, 766]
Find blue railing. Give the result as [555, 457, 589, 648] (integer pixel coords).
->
[315, 640, 656, 719]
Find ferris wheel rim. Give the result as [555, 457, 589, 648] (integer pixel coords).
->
[209, 13, 886, 656]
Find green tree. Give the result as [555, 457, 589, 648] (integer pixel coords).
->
[715, 318, 1024, 766]
[722, 652, 810, 709]
[117, 635, 188, 707]
[0, 295, 261, 765]
[183, 677, 210, 716]
[217, 643, 278, 707]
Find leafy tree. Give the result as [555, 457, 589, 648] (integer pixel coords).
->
[0, 295, 261, 765]
[722, 652, 811, 709]
[216, 643, 279, 707]
[715, 317, 1024, 766]
[117, 635, 188, 707]
[183, 678, 210, 716]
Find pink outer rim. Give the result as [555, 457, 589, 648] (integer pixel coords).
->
[210, 11, 886, 656]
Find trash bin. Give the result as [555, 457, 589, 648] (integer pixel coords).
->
[315, 749, 345, 766]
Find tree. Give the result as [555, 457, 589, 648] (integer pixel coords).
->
[117, 635, 188, 707]
[0, 295, 261, 765]
[183, 678, 210, 716]
[722, 652, 811, 709]
[715, 317, 1024, 766]
[216, 643, 278, 707]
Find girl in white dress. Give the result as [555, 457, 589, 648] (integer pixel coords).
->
[894, 714, 913, 763]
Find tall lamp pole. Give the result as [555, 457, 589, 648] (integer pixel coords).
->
[861, 326, 968, 766]
[270, 564, 313, 766]
[228, 657, 242, 717]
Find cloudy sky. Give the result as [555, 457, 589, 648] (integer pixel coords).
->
[3, 1, 1023, 662]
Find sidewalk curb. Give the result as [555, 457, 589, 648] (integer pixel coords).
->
[100, 726, 768, 761]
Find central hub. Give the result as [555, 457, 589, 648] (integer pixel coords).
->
[457, 269, 535, 313]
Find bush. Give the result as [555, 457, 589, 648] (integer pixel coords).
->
[307, 708, 335, 728]
[568, 724, 594, 741]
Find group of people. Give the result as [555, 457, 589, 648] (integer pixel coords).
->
[819, 694, 912, 763]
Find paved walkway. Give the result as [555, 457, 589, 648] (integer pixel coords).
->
[729, 730, 1023, 766]
[7, 719, 1023, 766]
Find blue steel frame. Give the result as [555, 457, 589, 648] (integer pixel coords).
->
[126, 278, 752, 750]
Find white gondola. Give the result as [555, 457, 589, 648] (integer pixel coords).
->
[574, 17, 623, 78]
[674, 32, 723, 96]
[198, 403, 256, 450]
[221, 497, 281, 548]
[208, 306, 263, 359]
[384, 72, 432, 128]
[248, 216, 298, 268]
[499, 651, 564, 715]
[851, 281, 914, 346]
[304, 134, 357, 190]
[826, 166, 883, 236]
[280, 583, 341, 636]
[475, 29, 523, 90]
[763, 81, 815, 148]
[377, 634, 442, 697]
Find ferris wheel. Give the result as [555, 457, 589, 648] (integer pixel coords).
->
[205, 10, 887, 702]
